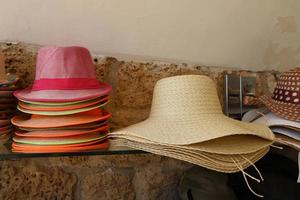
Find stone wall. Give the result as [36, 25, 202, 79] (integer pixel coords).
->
[0, 43, 279, 200]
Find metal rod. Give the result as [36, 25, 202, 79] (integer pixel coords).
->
[239, 75, 243, 118]
[224, 74, 229, 116]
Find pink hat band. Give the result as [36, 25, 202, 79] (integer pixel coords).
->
[32, 78, 101, 91]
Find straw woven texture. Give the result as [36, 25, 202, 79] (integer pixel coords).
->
[111, 139, 268, 173]
[275, 135, 300, 151]
[109, 133, 272, 154]
[109, 75, 275, 172]
[17, 100, 109, 115]
[14, 86, 112, 103]
[11, 109, 111, 128]
[18, 96, 109, 111]
[13, 132, 106, 145]
[15, 125, 108, 138]
[111, 75, 274, 153]
[19, 121, 108, 131]
[19, 96, 100, 106]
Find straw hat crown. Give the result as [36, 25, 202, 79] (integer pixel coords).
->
[149, 75, 223, 120]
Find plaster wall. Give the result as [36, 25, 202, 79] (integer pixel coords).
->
[0, 0, 299, 70]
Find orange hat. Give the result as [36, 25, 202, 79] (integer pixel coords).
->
[15, 125, 108, 138]
[19, 120, 108, 131]
[18, 96, 109, 111]
[11, 108, 111, 128]
[12, 140, 109, 153]
[13, 132, 107, 145]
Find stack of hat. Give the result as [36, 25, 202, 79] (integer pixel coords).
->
[109, 75, 275, 174]
[0, 52, 19, 145]
[243, 68, 300, 151]
[243, 68, 300, 184]
[243, 110, 300, 151]
[11, 46, 112, 153]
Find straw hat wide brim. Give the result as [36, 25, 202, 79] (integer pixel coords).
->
[259, 94, 300, 121]
[18, 120, 108, 131]
[111, 75, 274, 156]
[18, 96, 109, 111]
[112, 113, 274, 146]
[17, 100, 109, 115]
[15, 125, 108, 138]
[253, 112, 300, 130]
[109, 133, 273, 154]
[12, 140, 109, 153]
[275, 135, 300, 151]
[111, 139, 269, 173]
[19, 96, 101, 106]
[13, 132, 107, 145]
[11, 109, 111, 128]
[14, 83, 112, 102]
[13, 139, 106, 149]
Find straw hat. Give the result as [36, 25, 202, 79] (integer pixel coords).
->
[274, 135, 300, 151]
[11, 108, 111, 128]
[17, 100, 109, 116]
[19, 120, 108, 131]
[12, 140, 109, 153]
[109, 133, 271, 154]
[259, 68, 300, 121]
[19, 96, 101, 106]
[13, 132, 107, 145]
[15, 125, 108, 138]
[14, 46, 112, 102]
[252, 112, 300, 129]
[111, 139, 269, 173]
[18, 96, 109, 111]
[110, 75, 274, 154]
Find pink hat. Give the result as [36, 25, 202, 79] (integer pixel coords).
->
[14, 46, 112, 102]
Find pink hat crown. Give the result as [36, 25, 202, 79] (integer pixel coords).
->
[32, 46, 101, 91]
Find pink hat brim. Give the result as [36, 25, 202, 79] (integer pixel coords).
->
[14, 82, 112, 102]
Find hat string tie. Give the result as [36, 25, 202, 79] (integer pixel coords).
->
[270, 144, 283, 149]
[240, 155, 264, 182]
[255, 111, 270, 126]
[255, 111, 284, 150]
[231, 157, 264, 198]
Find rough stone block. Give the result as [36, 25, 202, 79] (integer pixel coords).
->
[0, 160, 76, 200]
[80, 168, 135, 200]
[112, 62, 206, 109]
[133, 166, 186, 200]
